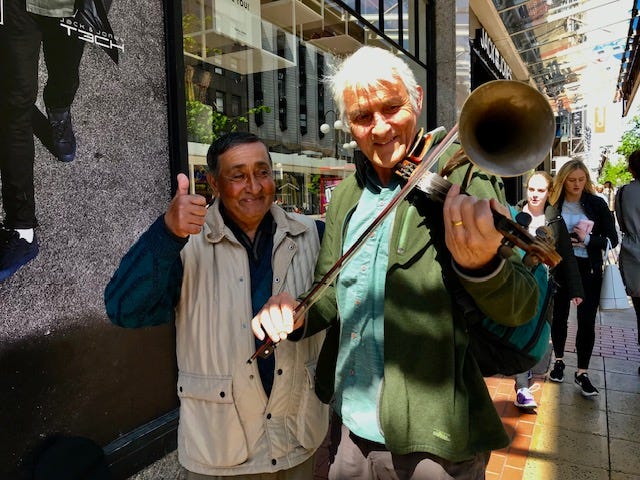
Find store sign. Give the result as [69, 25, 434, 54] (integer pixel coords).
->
[214, 0, 261, 49]
[475, 28, 512, 80]
[594, 106, 606, 133]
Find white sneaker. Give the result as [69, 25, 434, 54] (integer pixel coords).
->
[514, 387, 538, 409]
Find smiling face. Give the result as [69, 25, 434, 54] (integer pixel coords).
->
[344, 77, 422, 184]
[563, 168, 587, 202]
[208, 141, 275, 238]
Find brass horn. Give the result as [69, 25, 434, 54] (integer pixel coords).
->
[458, 80, 555, 177]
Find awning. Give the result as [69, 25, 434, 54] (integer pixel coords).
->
[493, 0, 632, 116]
[615, 0, 640, 116]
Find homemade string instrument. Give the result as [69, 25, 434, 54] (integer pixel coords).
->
[248, 79, 560, 363]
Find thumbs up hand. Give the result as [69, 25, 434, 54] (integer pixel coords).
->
[164, 173, 208, 238]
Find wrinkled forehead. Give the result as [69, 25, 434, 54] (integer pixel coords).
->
[343, 77, 409, 107]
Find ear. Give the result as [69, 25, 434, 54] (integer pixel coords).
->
[415, 85, 424, 116]
[206, 172, 218, 196]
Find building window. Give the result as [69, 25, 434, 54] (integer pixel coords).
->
[231, 95, 241, 117]
[215, 91, 224, 113]
[178, 0, 432, 213]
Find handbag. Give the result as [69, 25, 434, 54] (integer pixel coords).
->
[600, 238, 630, 310]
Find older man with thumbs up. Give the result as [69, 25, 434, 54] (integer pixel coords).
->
[104, 132, 328, 479]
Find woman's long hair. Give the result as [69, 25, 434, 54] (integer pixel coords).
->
[549, 158, 595, 205]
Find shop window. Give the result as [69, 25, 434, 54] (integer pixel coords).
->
[231, 95, 241, 117]
[215, 91, 225, 113]
[178, 0, 432, 213]
[298, 42, 307, 136]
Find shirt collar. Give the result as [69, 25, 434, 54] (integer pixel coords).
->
[219, 203, 275, 262]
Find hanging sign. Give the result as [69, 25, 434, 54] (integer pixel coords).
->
[474, 28, 512, 80]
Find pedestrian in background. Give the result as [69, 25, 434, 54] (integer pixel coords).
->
[603, 180, 616, 212]
[615, 151, 640, 374]
[548, 159, 618, 396]
[105, 132, 328, 479]
[512, 172, 583, 409]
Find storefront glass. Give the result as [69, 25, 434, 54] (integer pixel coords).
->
[181, 0, 428, 215]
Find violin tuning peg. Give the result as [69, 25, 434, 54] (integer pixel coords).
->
[515, 212, 532, 228]
[535, 226, 555, 245]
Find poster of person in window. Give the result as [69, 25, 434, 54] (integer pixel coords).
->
[0, 0, 122, 282]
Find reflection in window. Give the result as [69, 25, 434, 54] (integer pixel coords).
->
[231, 95, 241, 116]
[215, 91, 225, 113]
[180, 0, 430, 214]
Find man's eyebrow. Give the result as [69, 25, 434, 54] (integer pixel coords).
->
[348, 107, 368, 118]
[228, 161, 271, 170]
[349, 96, 404, 116]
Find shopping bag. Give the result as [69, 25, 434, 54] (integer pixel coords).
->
[600, 238, 630, 310]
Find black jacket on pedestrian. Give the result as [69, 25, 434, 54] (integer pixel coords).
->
[555, 192, 618, 275]
[515, 200, 584, 300]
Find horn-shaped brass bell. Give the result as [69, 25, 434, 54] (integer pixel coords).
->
[459, 80, 555, 177]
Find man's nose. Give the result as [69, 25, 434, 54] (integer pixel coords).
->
[245, 174, 262, 192]
[371, 112, 390, 136]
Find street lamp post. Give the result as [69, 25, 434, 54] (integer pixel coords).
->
[319, 110, 358, 160]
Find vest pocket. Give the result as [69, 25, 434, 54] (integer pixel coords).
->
[177, 372, 248, 467]
[295, 360, 330, 449]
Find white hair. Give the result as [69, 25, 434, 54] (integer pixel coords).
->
[325, 46, 422, 125]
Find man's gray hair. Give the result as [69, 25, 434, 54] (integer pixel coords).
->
[325, 46, 421, 126]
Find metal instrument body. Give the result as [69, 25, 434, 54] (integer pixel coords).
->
[394, 160, 561, 268]
[458, 80, 556, 177]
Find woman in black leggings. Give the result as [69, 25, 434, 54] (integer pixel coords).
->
[548, 159, 618, 396]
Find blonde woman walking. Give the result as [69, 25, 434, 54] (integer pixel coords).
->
[548, 159, 618, 396]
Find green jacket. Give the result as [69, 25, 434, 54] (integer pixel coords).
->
[304, 151, 539, 462]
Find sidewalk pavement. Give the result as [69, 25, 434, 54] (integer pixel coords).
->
[314, 302, 640, 480]
[484, 302, 640, 480]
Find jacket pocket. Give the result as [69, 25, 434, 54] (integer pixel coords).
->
[177, 372, 248, 467]
[295, 360, 330, 449]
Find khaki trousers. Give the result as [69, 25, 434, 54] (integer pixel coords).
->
[328, 419, 489, 480]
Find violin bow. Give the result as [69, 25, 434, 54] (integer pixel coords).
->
[247, 126, 456, 363]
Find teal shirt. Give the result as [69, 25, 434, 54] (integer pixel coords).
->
[335, 177, 400, 443]
[305, 151, 539, 461]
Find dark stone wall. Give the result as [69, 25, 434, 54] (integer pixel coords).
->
[0, 1, 179, 477]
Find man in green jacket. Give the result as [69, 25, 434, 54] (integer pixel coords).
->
[252, 46, 539, 479]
